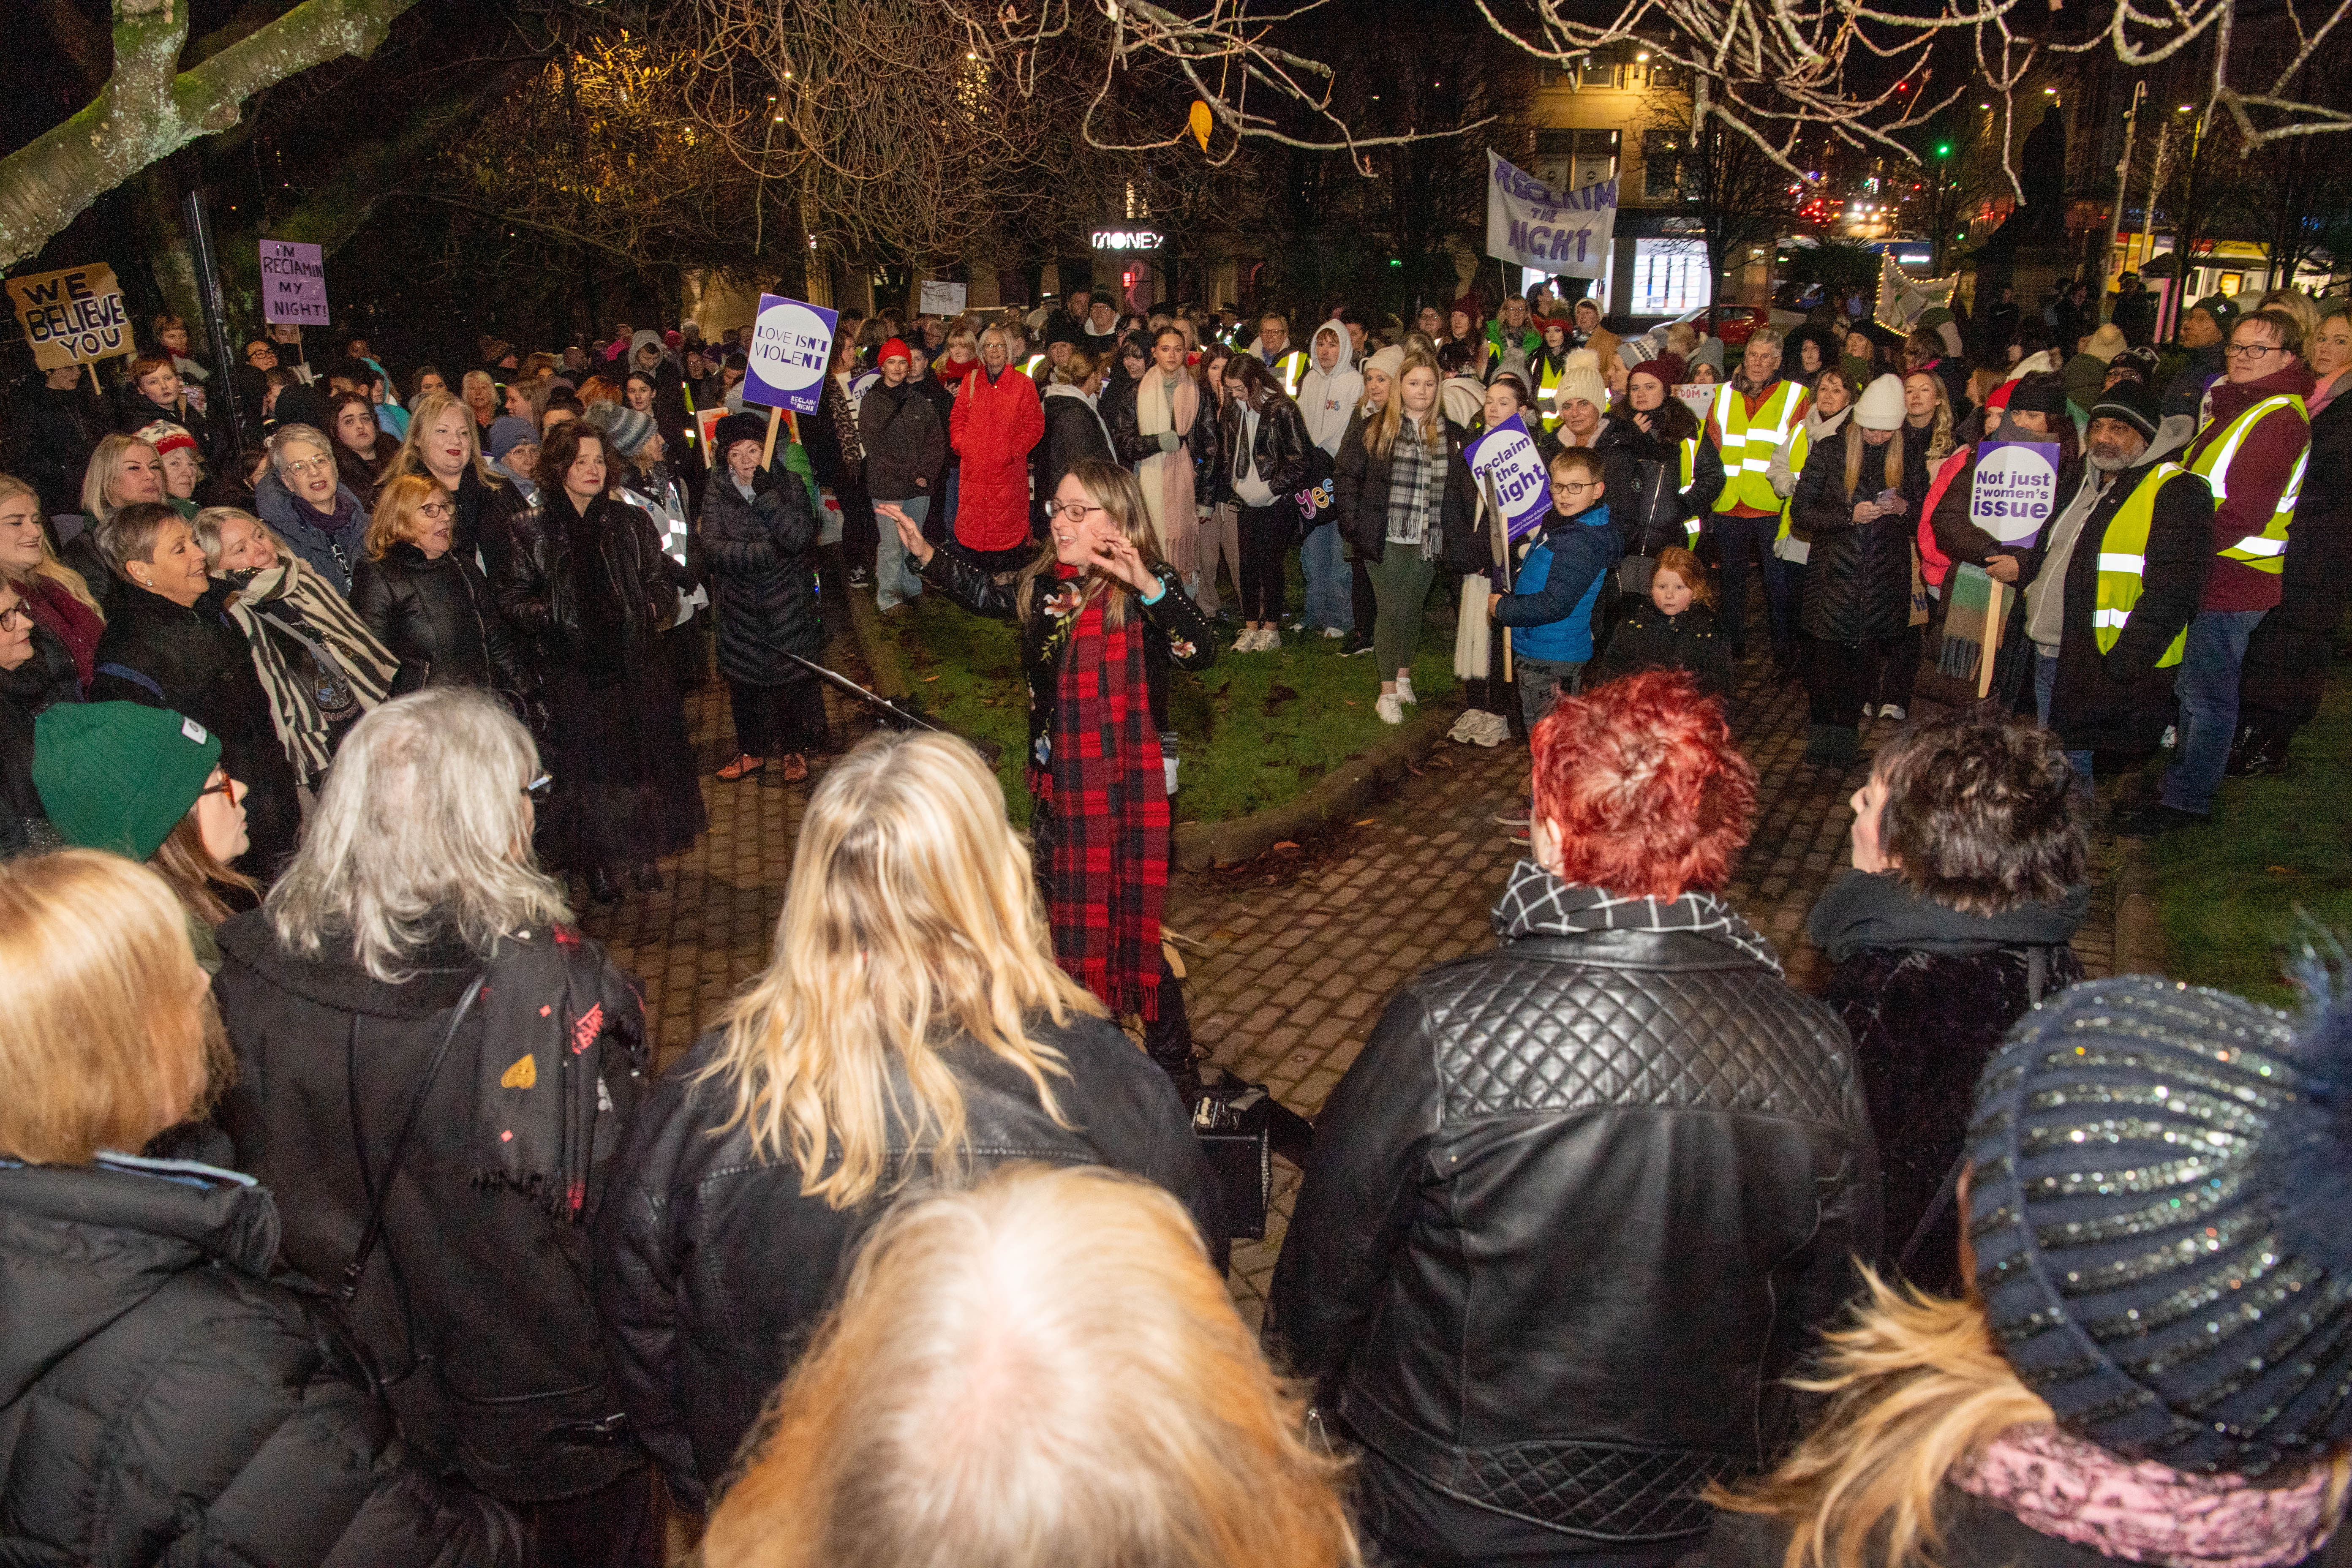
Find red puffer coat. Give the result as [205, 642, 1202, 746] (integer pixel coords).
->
[948, 364, 1045, 553]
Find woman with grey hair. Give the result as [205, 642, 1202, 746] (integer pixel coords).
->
[253, 423, 370, 594]
[194, 506, 399, 785]
[212, 686, 660, 1565]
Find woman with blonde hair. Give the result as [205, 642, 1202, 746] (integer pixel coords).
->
[213, 688, 655, 1562]
[1690, 969, 2352, 1568]
[704, 1168, 1352, 1568]
[71, 432, 168, 615]
[353, 472, 525, 701]
[1789, 373, 1914, 764]
[595, 730, 1207, 1512]
[0, 849, 523, 1567]
[1333, 349, 1475, 724]
[0, 471, 104, 686]
[882, 459, 1216, 1084]
[381, 387, 529, 572]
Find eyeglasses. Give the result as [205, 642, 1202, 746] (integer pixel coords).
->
[1552, 479, 1600, 495]
[0, 604, 28, 631]
[2225, 341, 2286, 359]
[283, 456, 333, 475]
[197, 774, 237, 800]
[1049, 500, 1106, 523]
[416, 501, 454, 518]
[523, 772, 554, 802]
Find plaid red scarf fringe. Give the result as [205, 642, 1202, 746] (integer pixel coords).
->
[1041, 585, 1168, 1020]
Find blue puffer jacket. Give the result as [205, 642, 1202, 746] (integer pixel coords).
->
[1493, 501, 1621, 664]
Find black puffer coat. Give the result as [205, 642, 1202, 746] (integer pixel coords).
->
[1039, 384, 1116, 497]
[1594, 406, 1729, 557]
[0, 621, 80, 857]
[1332, 416, 1478, 567]
[0, 1154, 522, 1567]
[492, 491, 688, 674]
[594, 1013, 1215, 1511]
[352, 542, 530, 699]
[449, 462, 531, 582]
[1269, 895, 1876, 1554]
[213, 913, 651, 1505]
[1792, 426, 1915, 644]
[9, 381, 107, 515]
[699, 465, 824, 687]
[88, 581, 301, 877]
[1809, 867, 2086, 1294]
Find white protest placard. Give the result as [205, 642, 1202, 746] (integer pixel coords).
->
[259, 240, 330, 326]
[743, 293, 840, 415]
[1674, 384, 1719, 430]
[1464, 413, 1554, 542]
[918, 280, 968, 316]
[1486, 150, 1615, 281]
[6, 264, 131, 369]
[1969, 439, 2062, 547]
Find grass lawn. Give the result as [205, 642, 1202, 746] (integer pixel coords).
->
[2147, 667, 2352, 1007]
[874, 568, 1462, 827]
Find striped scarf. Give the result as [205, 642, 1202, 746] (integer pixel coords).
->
[222, 559, 399, 784]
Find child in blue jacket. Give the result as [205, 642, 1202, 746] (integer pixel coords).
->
[1489, 446, 1623, 730]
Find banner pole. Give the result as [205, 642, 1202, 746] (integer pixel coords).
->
[759, 403, 782, 469]
[181, 187, 245, 459]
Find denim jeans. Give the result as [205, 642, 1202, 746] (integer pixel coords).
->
[2161, 607, 2268, 815]
[2033, 650, 2096, 782]
[1301, 518, 1353, 632]
[875, 494, 928, 610]
[1517, 656, 1585, 730]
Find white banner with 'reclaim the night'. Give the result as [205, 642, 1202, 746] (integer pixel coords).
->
[1486, 150, 1615, 280]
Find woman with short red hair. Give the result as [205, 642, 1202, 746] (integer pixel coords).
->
[1270, 668, 1876, 1568]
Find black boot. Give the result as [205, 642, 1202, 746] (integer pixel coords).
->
[588, 865, 623, 905]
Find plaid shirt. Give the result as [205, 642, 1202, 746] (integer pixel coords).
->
[1384, 415, 1444, 559]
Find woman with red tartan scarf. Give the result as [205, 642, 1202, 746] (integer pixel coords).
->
[882, 459, 1216, 1089]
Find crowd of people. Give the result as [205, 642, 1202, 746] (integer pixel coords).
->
[0, 269, 2346, 1567]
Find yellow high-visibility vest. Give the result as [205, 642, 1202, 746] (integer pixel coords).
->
[1267, 349, 1308, 398]
[2186, 393, 2306, 573]
[1712, 380, 1805, 514]
[1533, 358, 1567, 433]
[1774, 423, 1812, 548]
[2092, 461, 2197, 667]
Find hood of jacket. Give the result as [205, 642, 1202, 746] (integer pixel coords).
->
[1802, 404, 1852, 446]
[2205, 359, 2317, 426]
[0, 1154, 280, 1408]
[1042, 380, 1098, 407]
[1807, 868, 2089, 964]
[216, 907, 481, 1020]
[1299, 324, 1364, 452]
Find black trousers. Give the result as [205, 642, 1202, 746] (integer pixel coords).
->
[1237, 501, 1292, 623]
[2238, 517, 2352, 741]
[1714, 511, 1791, 661]
[728, 672, 828, 758]
[834, 479, 879, 574]
[1807, 635, 1905, 727]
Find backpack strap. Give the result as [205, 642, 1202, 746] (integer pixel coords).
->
[94, 661, 166, 703]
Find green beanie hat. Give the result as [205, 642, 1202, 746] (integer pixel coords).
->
[33, 702, 223, 861]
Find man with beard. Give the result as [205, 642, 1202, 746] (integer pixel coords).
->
[2022, 378, 2212, 784]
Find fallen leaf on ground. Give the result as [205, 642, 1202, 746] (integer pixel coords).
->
[1270, 841, 1301, 853]
[1353, 817, 1376, 826]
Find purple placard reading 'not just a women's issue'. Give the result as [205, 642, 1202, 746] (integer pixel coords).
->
[1969, 440, 2063, 548]
[743, 294, 840, 415]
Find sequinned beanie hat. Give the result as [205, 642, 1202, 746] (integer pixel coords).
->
[1966, 973, 2352, 1478]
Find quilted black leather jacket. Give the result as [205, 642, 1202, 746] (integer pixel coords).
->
[1267, 924, 1878, 1551]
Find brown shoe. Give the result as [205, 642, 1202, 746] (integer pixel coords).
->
[717, 753, 766, 781]
[780, 754, 809, 782]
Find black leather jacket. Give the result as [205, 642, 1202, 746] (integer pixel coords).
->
[353, 542, 529, 699]
[1268, 920, 1878, 1551]
[492, 491, 688, 673]
[593, 1015, 1213, 1511]
[1221, 392, 1314, 503]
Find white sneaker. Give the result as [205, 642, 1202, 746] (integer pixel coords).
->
[1323, 626, 1347, 640]
[1395, 674, 1417, 705]
[1474, 711, 1510, 747]
[1234, 628, 1262, 652]
[1263, 626, 1282, 650]
[1376, 692, 1405, 724]
[1448, 711, 1483, 743]
[1879, 703, 1907, 721]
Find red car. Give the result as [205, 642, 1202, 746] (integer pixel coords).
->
[1702, 305, 1772, 347]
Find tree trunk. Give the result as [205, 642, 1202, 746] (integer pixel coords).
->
[0, 0, 421, 271]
